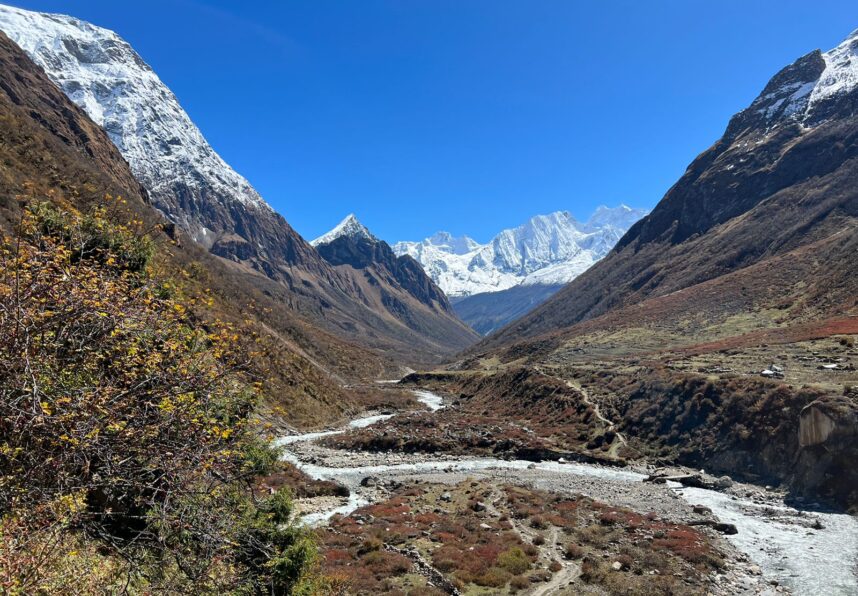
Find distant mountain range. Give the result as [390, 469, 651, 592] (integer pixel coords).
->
[393, 206, 647, 333]
[394, 206, 646, 297]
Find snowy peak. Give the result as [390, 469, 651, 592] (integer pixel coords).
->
[585, 204, 649, 232]
[490, 211, 586, 276]
[425, 232, 480, 255]
[312, 214, 377, 247]
[729, 28, 858, 135]
[812, 29, 858, 104]
[394, 205, 647, 297]
[0, 3, 272, 250]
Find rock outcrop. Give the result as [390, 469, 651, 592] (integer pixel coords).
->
[795, 396, 858, 511]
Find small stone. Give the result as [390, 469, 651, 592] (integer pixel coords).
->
[611, 561, 623, 571]
[440, 492, 452, 502]
[749, 565, 762, 576]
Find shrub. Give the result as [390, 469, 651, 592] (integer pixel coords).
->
[358, 537, 383, 554]
[497, 547, 531, 575]
[564, 543, 585, 559]
[510, 575, 530, 591]
[475, 567, 511, 588]
[0, 202, 318, 593]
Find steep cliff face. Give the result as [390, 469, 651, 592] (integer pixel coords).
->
[796, 395, 858, 511]
[0, 4, 273, 252]
[0, 3, 346, 283]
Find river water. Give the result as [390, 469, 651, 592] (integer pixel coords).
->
[277, 390, 858, 595]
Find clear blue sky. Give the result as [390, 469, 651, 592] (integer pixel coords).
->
[10, 1, 858, 243]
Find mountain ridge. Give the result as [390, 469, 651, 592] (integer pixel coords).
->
[475, 29, 858, 354]
[311, 214, 479, 352]
[312, 213, 378, 247]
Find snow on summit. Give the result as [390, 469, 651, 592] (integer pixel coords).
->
[311, 214, 377, 247]
[742, 27, 858, 131]
[811, 28, 858, 105]
[0, 3, 272, 246]
[394, 205, 647, 297]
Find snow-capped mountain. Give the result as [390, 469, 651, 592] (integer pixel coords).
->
[393, 205, 647, 297]
[310, 214, 478, 342]
[727, 28, 858, 136]
[0, 4, 276, 252]
[311, 214, 377, 247]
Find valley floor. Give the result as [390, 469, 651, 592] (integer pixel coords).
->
[275, 389, 858, 596]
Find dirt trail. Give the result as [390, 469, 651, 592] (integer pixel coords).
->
[535, 365, 628, 458]
[485, 485, 582, 596]
[529, 525, 580, 596]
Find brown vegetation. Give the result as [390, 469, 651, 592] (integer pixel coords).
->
[318, 481, 724, 595]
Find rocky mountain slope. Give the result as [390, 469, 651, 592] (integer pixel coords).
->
[477, 29, 858, 354]
[0, 3, 476, 364]
[0, 28, 383, 427]
[312, 215, 479, 352]
[0, 3, 272, 253]
[394, 206, 645, 333]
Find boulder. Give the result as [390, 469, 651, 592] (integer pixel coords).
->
[793, 396, 858, 510]
[799, 404, 838, 447]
